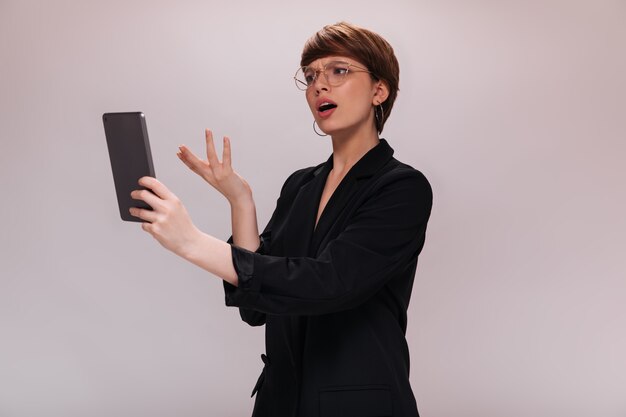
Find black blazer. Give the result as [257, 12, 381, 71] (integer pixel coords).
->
[223, 139, 432, 417]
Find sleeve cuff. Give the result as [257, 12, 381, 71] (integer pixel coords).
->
[231, 244, 261, 292]
[223, 244, 263, 308]
[226, 234, 265, 254]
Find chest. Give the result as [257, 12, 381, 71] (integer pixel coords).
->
[270, 165, 382, 258]
[315, 175, 343, 229]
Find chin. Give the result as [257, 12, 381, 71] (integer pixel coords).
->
[319, 122, 358, 138]
[318, 119, 347, 133]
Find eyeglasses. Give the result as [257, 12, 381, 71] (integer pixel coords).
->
[294, 60, 373, 91]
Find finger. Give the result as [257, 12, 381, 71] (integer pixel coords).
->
[205, 129, 221, 167]
[178, 145, 205, 164]
[177, 151, 193, 171]
[130, 188, 164, 210]
[129, 207, 158, 223]
[222, 136, 232, 168]
[141, 221, 153, 234]
[137, 177, 176, 201]
[178, 146, 205, 172]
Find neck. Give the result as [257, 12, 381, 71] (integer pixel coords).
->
[329, 123, 380, 175]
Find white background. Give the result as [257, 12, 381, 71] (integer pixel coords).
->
[1, 1, 625, 416]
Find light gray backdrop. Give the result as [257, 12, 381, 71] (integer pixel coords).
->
[1, 1, 625, 416]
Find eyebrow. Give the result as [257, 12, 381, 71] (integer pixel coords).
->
[307, 60, 352, 69]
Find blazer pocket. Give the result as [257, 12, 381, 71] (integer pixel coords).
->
[319, 384, 392, 417]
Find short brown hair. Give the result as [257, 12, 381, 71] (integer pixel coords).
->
[300, 22, 400, 133]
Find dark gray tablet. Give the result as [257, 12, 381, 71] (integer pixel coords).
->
[102, 112, 156, 222]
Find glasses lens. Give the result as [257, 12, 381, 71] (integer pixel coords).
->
[294, 62, 353, 90]
[303, 67, 317, 85]
[325, 62, 349, 85]
[295, 67, 311, 90]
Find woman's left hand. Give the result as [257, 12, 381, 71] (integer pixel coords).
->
[129, 176, 201, 257]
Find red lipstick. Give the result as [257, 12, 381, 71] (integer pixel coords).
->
[316, 98, 338, 118]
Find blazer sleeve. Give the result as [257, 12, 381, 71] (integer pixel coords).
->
[225, 233, 269, 327]
[223, 169, 433, 316]
[223, 169, 301, 326]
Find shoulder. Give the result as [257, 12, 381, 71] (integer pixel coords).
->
[372, 157, 432, 201]
[287, 164, 322, 184]
[353, 158, 433, 224]
[275, 163, 324, 198]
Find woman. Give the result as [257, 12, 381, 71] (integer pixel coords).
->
[130, 22, 432, 417]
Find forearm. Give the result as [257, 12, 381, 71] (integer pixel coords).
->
[181, 231, 239, 287]
[230, 195, 260, 252]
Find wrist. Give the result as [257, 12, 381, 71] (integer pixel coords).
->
[177, 230, 238, 285]
[229, 193, 255, 211]
[178, 227, 207, 262]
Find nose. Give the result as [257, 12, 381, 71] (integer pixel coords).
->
[313, 81, 329, 94]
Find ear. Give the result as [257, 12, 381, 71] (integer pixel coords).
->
[372, 80, 390, 105]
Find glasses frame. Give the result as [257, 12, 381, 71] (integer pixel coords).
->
[294, 60, 374, 91]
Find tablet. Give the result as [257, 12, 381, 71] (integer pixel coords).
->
[102, 112, 156, 222]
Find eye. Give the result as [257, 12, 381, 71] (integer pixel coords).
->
[303, 68, 316, 84]
[330, 64, 349, 76]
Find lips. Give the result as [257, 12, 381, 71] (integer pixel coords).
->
[316, 98, 337, 118]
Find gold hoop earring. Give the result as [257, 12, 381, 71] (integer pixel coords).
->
[313, 120, 327, 137]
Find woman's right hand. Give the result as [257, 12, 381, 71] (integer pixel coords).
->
[177, 129, 252, 205]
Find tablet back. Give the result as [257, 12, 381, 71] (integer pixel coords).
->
[103, 112, 155, 222]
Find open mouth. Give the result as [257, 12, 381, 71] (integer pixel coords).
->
[318, 102, 338, 112]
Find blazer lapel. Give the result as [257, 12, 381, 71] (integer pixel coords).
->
[276, 139, 394, 258]
[310, 139, 394, 256]
[277, 157, 332, 257]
